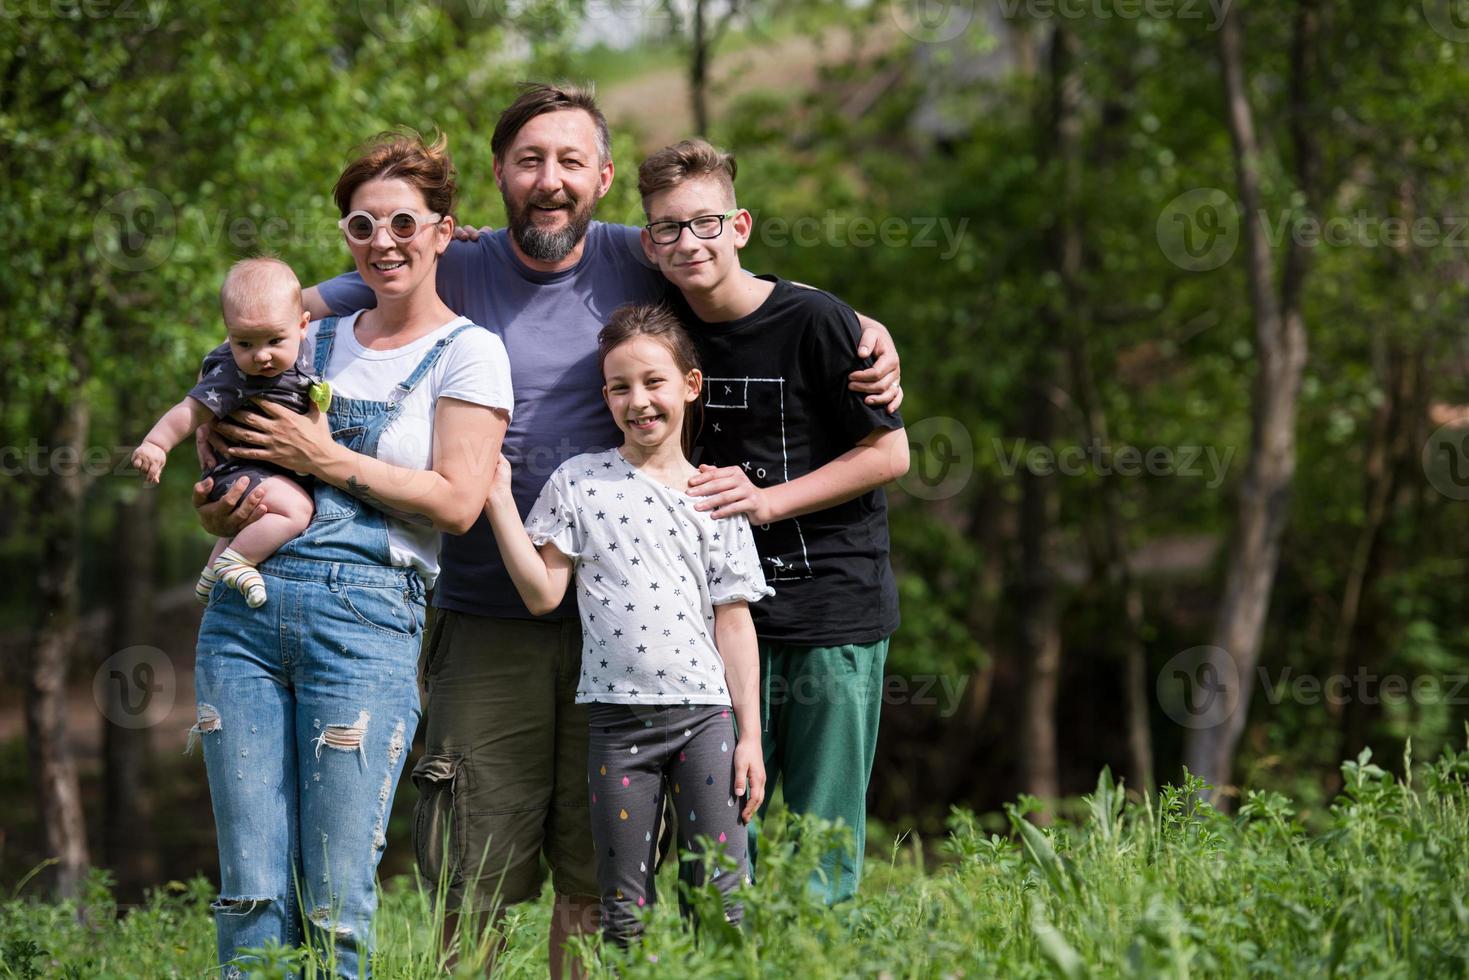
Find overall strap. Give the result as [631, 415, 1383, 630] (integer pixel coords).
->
[312, 316, 340, 375]
[394, 323, 477, 398]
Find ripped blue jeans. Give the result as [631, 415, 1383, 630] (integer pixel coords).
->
[192, 555, 424, 979]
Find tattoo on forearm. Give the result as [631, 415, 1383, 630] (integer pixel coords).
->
[345, 475, 433, 526]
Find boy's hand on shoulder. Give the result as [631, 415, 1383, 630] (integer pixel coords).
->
[688, 464, 772, 523]
[733, 736, 766, 823]
[131, 443, 166, 484]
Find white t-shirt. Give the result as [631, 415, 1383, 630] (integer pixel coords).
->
[308, 311, 513, 585]
[526, 449, 773, 706]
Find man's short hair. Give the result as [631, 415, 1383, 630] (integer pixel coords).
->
[491, 82, 612, 167]
[637, 139, 737, 210]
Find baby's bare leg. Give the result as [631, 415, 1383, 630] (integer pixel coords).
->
[225, 477, 315, 565]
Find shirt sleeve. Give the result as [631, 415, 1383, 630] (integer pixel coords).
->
[187, 346, 248, 418]
[319, 238, 482, 316]
[525, 467, 582, 559]
[801, 294, 905, 446]
[435, 325, 514, 418]
[707, 516, 774, 605]
[316, 270, 378, 317]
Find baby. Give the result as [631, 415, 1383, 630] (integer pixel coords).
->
[132, 257, 326, 609]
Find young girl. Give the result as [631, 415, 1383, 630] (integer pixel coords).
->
[484, 302, 771, 947]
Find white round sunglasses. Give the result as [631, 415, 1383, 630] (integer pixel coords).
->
[338, 209, 443, 245]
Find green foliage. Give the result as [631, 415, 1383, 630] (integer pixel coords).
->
[3, 744, 1468, 977]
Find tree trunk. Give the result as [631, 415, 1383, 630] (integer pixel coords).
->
[27, 389, 93, 898]
[104, 486, 161, 898]
[1048, 21, 1156, 794]
[690, 0, 710, 136]
[1183, 0, 1317, 799]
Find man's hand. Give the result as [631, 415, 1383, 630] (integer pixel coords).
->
[849, 313, 903, 414]
[193, 475, 268, 537]
[732, 736, 766, 823]
[452, 224, 495, 242]
[687, 464, 772, 522]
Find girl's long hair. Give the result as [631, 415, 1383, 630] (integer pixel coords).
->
[597, 303, 704, 459]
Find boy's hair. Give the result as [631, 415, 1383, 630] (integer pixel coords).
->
[333, 128, 456, 220]
[597, 303, 703, 457]
[220, 256, 303, 321]
[492, 82, 612, 167]
[637, 139, 737, 210]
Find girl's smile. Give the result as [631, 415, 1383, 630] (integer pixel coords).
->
[602, 335, 701, 460]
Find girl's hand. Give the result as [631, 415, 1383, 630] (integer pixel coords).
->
[489, 452, 514, 508]
[688, 464, 772, 522]
[217, 399, 337, 476]
[732, 736, 766, 823]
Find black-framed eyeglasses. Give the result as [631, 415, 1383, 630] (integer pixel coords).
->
[645, 209, 739, 245]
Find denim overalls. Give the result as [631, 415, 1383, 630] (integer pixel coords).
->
[194, 316, 472, 979]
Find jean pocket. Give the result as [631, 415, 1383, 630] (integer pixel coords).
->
[413, 753, 465, 891]
[341, 585, 418, 637]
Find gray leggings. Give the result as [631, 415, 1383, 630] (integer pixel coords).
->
[586, 702, 749, 946]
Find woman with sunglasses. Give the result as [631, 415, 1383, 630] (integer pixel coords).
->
[189, 130, 511, 978]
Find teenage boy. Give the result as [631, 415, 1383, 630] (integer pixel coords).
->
[638, 138, 909, 904]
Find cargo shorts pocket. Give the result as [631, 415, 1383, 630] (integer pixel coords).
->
[412, 752, 466, 892]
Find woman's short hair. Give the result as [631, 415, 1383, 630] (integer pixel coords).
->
[333, 129, 457, 219]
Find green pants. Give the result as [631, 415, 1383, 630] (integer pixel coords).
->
[751, 637, 889, 904]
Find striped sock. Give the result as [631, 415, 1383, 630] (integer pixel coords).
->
[194, 564, 219, 605]
[213, 548, 267, 609]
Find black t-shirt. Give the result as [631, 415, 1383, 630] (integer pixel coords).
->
[672, 276, 903, 645]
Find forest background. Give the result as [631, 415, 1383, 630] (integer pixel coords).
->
[3, 0, 1469, 913]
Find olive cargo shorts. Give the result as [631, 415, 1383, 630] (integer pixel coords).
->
[413, 610, 600, 911]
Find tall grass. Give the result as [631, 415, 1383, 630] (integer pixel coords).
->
[4, 736, 1468, 978]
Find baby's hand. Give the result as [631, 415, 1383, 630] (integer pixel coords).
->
[131, 443, 167, 484]
[732, 736, 766, 823]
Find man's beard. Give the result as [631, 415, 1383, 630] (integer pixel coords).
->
[505, 190, 596, 263]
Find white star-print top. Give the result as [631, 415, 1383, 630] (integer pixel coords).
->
[526, 449, 774, 706]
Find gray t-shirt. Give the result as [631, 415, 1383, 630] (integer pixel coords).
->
[526, 450, 772, 706]
[188, 341, 315, 418]
[318, 221, 668, 618]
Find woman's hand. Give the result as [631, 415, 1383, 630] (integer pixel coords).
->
[217, 399, 339, 476]
[733, 736, 766, 823]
